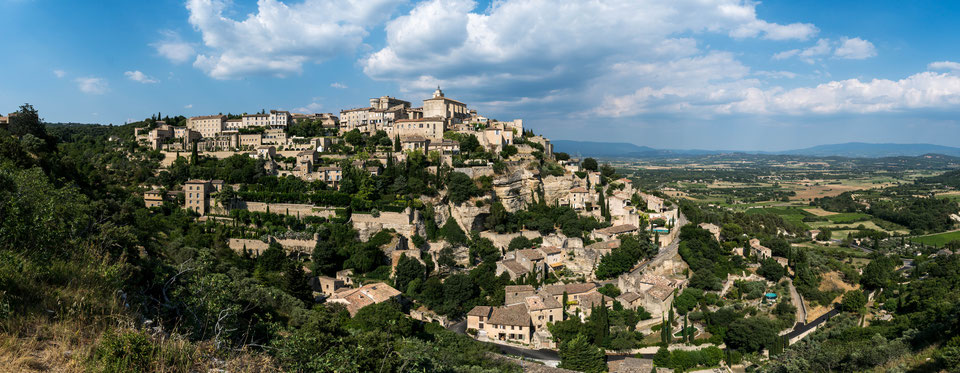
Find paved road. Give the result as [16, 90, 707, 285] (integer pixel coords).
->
[446, 320, 561, 364]
[631, 211, 687, 276]
[787, 279, 807, 324]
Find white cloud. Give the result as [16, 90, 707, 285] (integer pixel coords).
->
[928, 61, 960, 71]
[330, 82, 348, 89]
[593, 69, 960, 117]
[834, 37, 876, 60]
[184, 104, 193, 109]
[53, 69, 66, 78]
[151, 30, 196, 64]
[186, 0, 404, 79]
[124, 70, 159, 84]
[75, 77, 108, 95]
[774, 37, 876, 63]
[295, 101, 324, 113]
[363, 0, 818, 102]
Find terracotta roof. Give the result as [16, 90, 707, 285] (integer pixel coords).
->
[646, 284, 674, 302]
[395, 116, 444, 123]
[340, 107, 373, 113]
[328, 282, 401, 316]
[543, 282, 597, 296]
[401, 135, 428, 142]
[588, 239, 621, 251]
[517, 249, 545, 261]
[618, 292, 641, 303]
[185, 179, 208, 184]
[467, 305, 493, 317]
[539, 246, 562, 255]
[487, 304, 531, 326]
[596, 224, 638, 236]
[570, 187, 588, 193]
[316, 166, 341, 172]
[505, 285, 535, 293]
[501, 260, 528, 275]
[190, 115, 226, 120]
[525, 293, 562, 311]
[424, 96, 466, 105]
[243, 114, 270, 118]
[579, 292, 613, 309]
[297, 149, 316, 156]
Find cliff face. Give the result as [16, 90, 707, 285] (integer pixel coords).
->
[542, 174, 579, 205]
[492, 168, 538, 212]
[449, 202, 490, 232]
[351, 208, 424, 241]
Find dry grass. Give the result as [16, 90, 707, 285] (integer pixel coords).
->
[802, 207, 837, 217]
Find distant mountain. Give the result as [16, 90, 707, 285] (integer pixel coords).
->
[550, 140, 960, 158]
[551, 140, 660, 156]
[775, 142, 960, 158]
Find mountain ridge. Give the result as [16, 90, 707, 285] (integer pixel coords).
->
[551, 140, 960, 158]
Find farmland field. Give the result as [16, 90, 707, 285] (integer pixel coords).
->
[909, 230, 960, 247]
[825, 212, 872, 224]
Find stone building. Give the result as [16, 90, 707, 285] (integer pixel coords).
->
[187, 115, 226, 138]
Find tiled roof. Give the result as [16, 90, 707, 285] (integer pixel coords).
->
[517, 249, 545, 261]
[596, 224, 639, 235]
[487, 304, 531, 326]
[588, 239, 621, 251]
[570, 187, 588, 193]
[618, 291, 641, 303]
[395, 116, 444, 123]
[501, 260, 528, 275]
[505, 285, 535, 293]
[467, 305, 492, 317]
[646, 284, 674, 302]
[539, 246, 562, 255]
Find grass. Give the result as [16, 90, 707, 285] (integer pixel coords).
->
[825, 212, 872, 224]
[745, 206, 812, 229]
[909, 230, 960, 247]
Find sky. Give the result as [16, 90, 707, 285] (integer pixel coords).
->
[1, 0, 959, 151]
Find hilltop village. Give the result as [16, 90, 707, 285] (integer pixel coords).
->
[123, 88, 807, 370]
[9, 91, 952, 372]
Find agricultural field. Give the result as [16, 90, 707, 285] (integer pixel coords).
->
[909, 230, 960, 247]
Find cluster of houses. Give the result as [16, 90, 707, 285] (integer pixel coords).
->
[557, 176, 676, 244]
[134, 88, 525, 161]
[466, 282, 616, 349]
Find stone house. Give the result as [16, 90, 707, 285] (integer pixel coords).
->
[326, 282, 401, 316]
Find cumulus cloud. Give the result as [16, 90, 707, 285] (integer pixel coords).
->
[75, 77, 108, 95]
[151, 30, 196, 64]
[184, 104, 193, 109]
[774, 37, 876, 63]
[53, 69, 66, 78]
[186, 0, 403, 79]
[929, 61, 960, 71]
[593, 69, 960, 117]
[363, 0, 818, 104]
[834, 37, 876, 59]
[330, 82, 348, 89]
[124, 70, 159, 84]
[295, 101, 325, 113]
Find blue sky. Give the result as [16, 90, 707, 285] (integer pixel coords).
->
[1, 0, 959, 151]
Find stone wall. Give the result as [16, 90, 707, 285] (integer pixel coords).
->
[351, 208, 424, 241]
[478, 230, 543, 250]
[236, 201, 337, 218]
[228, 235, 317, 255]
[453, 166, 495, 178]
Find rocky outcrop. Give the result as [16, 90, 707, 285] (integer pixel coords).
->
[449, 202, 490, 232]
[351, 207, 424, 241]
[492, 168, 540, 212]
[542, 174, 579, 205]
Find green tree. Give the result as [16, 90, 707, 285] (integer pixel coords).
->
[582, 158, 598, 172]
[840, 289, 867, 314]
[557, 334, 606, 373]
[758, 258, 787, 282]
[394, 254, 426, 294]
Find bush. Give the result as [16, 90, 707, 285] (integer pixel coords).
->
[91, 330, 156, 373]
